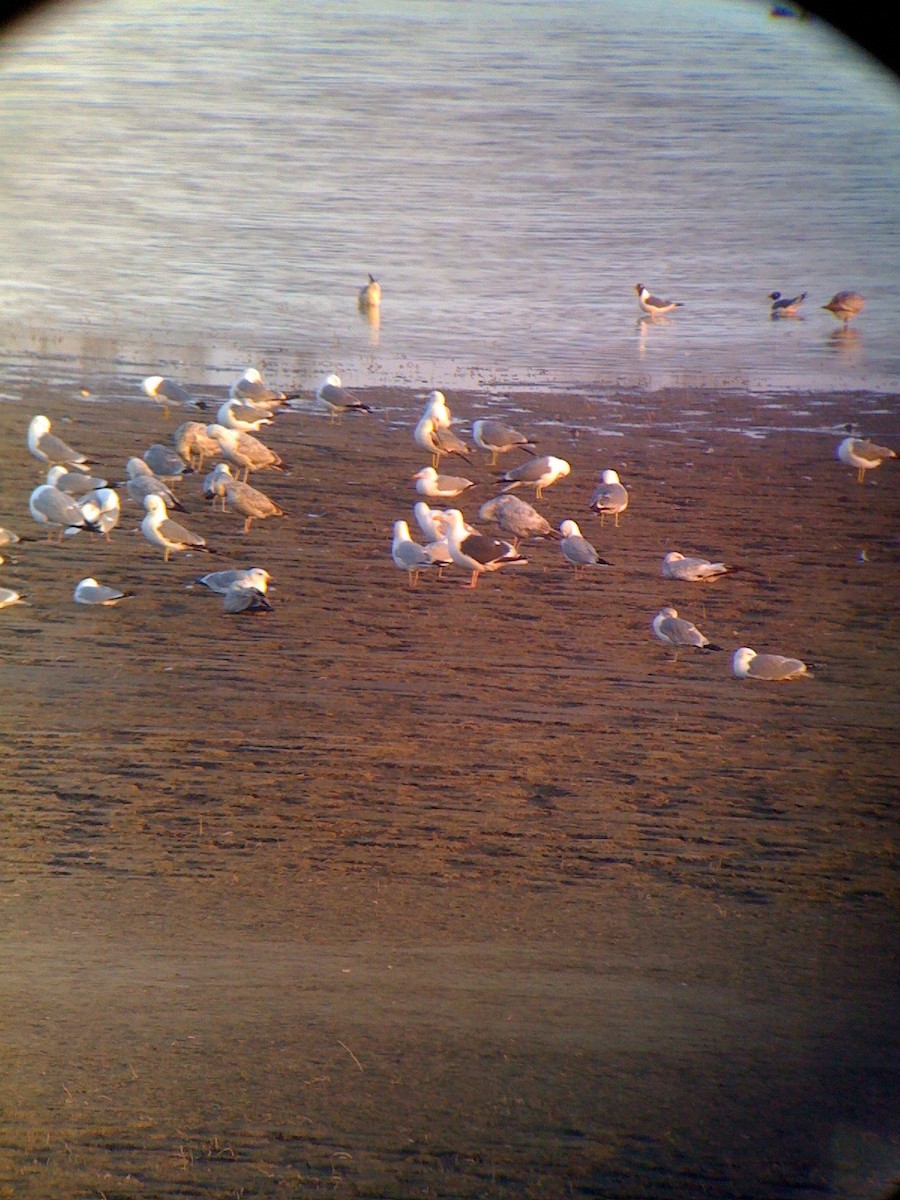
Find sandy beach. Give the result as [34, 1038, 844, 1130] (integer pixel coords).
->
[0, 375, 898, 1199]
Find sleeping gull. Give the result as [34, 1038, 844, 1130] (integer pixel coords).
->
[120, 458, 186, 512]
[73, 577, 134, 606]
[478, 495, 556, 546]
[173, 421, 220, 471]
[442, 508, 527, 589]
[197, 567, 271, 595]
[141, 494, 213, 562]
[0, 587, 27, 609]
[768, 290, 807, 317]
[413, 466, 476, 499]
[732, 647, 808, 681]
[314, 373, 373, 421]
[496, 455, 570, 500]
[559, 520, 609, 574]
[46, 464, 107, 497]
[652, 606, 721, 661]
[589, 469, 629, 526]
[27, 415, 93, 470]
[414, 413, 471, 467]
[822, 291, 865, 326]
[217, 396, 274, 433]
[837, 436, 896, 483]
[222, 476, 287, 533]
[230, 367, 298, 409]
[358, 273, 382, 309]
[422, 389, 452, 430]
[636, 283, 683, 316]
[142, 375, 194, 416]
[78, 487, 121, 539]
[223, 580, 273, 614]
[29, 483, 103, 541]
[391, 519, 449, 587]
[207, 424, 286, 481]
[203, 462, 234, 510]
[472, 418, 536, 465]
[662, 551, 730, 581]
[143, 443, 192, 481]
[413, 501, 447, 542]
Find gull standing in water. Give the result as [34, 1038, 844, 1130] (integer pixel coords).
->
[768, 290, 807, 317]
[635, 283, 683, 316]
[442, 508, 527, 589]
[589, 469, 629, 526]
[73, 577, 134, 606]
[358, 273, 381, 309]
[496, 455, 570, 500]
[733, 648, 808, 681]
[662, 551, 731, 581]
[837, 436, 896, 483]
[141, 494, 213, 562]
[472, 418, 536, 465]
[27, 415, 94, 470]
[652, 606, 721, 661]
[558, 520, 609, 574]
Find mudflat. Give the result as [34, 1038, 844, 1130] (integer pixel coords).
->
[0, 377, 897, 1199]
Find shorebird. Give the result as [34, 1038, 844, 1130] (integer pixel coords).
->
[120, 458, 186, 512]
[358, 273, 382, 309]
[837, 436, 896, 483]
[768, 290, 807, 317]
[559, 520, 609, 574]
[0, 587, 27, 609]
[143, 443, 193, 482]
[141, 375, 194, 416]
[314, 373, 373, 421]
[29, 483, 103, 541]
[45, 464, 107, 497]
[496, 455, 570, 500]
[229, 367, 297, 409]
[222, 581, 273, 614]
[207, 424, 286, 482]
[78, 487, 121, 539]
[217, 397, 274, 433]
[442, 508, 527, 589]
[391, 519, 449, 587]
[412, 466, 476, 500]
[197, 567, 271, 595]
[652, 606, 721, 661]
[471, 418, 536, 465]
[141, 494, 213, 562]
[478, 495, 555, 546]
[73, 577, 134, 606]
[27, 415, 93, 470]
[732, 648, 808, 681]
[414, 413, 471, 468]
[822, 291, 865, 326]
[588, 469, 629, 526]
[172, 421, 220, 471]
[222, 477, 287, 534]
[662, 551, 731, 581]
[635, 283, 683, 316]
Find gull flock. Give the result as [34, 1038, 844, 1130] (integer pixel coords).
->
[1, 276, 893, 683]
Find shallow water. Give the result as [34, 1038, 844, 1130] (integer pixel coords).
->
[0, 0, 898, 394]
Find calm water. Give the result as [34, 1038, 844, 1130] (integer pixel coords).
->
[0, 0, 898, 396]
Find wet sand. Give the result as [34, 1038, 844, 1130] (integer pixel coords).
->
[0, 377, 898, 1199]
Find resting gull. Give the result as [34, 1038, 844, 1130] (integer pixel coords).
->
[197, 567, 271, 595]
[768, 290, 806, 317]
[29, 483, 102, 541]
[636, 283, 683, 316]
[442, 508, 527, 589]
[422, 389, 452, 429]
[46, 464, 107, 497]
[496, 455, 570, 500]
[414, 414, 471, 468]
[27, 415, 93, 470]
[79, 487, 121, 539]
[358, 273, 382, 309]
[73, 577, 134, 606]
[0, 587, 27, 609]
[230, 367, 298, 409]
[822, 291, 865, 326]
[217, 397, 274, 433]
[478, 495, 555, 545]
[173, 421, 221, 471]
[472, 418, 536, 465]
[559, 520, 609, 574]
[413, 466, 476, 499]
[315, 373, 373, 421]
[652, 606, 721, 660]
[142, 375, 194, 415]
[223, 580, 273, 614]
[207, 424, 286, 481]
[141, 494, 213, 562]
[391, 519, 450, 587]
[732, 647, 808, 681]
[837, 436, 896, 484]
[662, 551, 730, 581]
[120, 458, 186, 512]
[589, 469, 629, 526]
[143, 442, 192, 481]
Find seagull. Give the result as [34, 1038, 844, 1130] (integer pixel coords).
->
[79, 487, 121, 539]
[589, 469, 629, 526]
[733, 648, 808, 681]
[229, 367, 298, 409]
[768, 290, 807, 317]
[837, 436, 896, 483]
[222, 581, 273, 614]
[652, 606, 721, 661]
[141, 375, 194, 416]
[217, 397, 274, 433]
[222, 477, 287, 533]
[203, 462, 235, 510]
[206, 424, 286, 482]
[119, 458, 186, 512]
[822, 291, 865, 326]
[29, 484, 103, 541]
[413, 501, 447, 542]
[0, 587, 27, 609]
[391, 519, 449, 587]
[422, 390, 452, 429]
[414, 413, 471, 468]
[558, 519, 609, 574]
[314, 373, 373, 422]
[358, 273, 381, 309]
[143, 442, 192, 481]
[45, 465, 107, 496]
[141, 494, 213, 562]
[27, 415, 93, 470]
[0, 527, 36, 547]
[636, 283, 683, 316]
[496, 455, 570, 499]
[442, 508, 527, 589]
[662, 551, 731, 581]
[73, 577, 134, 606]
[196, 567, 271, 595]
[412, 466, 476, 499]
[478, 495, 556, 545]
[471, 418, 536, 466]
[172, 421, 221, 471]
